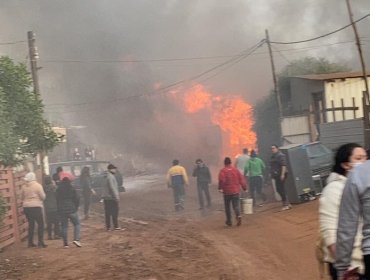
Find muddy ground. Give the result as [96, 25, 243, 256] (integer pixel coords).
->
[1, 175, 319, 280]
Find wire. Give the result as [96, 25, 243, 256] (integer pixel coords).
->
[44, 40, 266, 113]
[270, 13, 370, 45]
[0, 40, 26, 46]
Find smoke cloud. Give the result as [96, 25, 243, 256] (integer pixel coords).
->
[1, 0, 369, 169]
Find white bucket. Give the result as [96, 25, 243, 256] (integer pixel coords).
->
[241, 198, 253, 214]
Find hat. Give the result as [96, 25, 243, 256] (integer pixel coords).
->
[24, 172, 36, 182]
[107, 163, 117, 170]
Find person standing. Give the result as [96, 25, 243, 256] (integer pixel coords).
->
[102, 164, 121, 230]
[56, 177, 81, 248]
[319, 143, 366, 280]
[43, 175, 61, 240]
[52, 166, 63, 186]
[244, 150, 266, 207]
[80, 166, 96, 220]
[167, 159, 189, 211]
[218, 157, 247, 227]
[235, 148, 250, 175]
[21, 172, 47, 248]
[270, 144, 291, 211]
[335, 156, 370, 279]
[192, 159, 212, 210]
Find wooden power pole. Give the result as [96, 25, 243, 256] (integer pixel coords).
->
[266, 29, 283, 144]
[27, 31, 45, 177]
[266, 30, 283, 118]
[27, 31, 41, 96]
[346, 0, 370, 104]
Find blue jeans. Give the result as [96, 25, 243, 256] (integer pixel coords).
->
[60, 212, 80, 246]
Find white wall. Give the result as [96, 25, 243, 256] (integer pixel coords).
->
[325, 77, 370, 122]
[281, 115, 311, 145]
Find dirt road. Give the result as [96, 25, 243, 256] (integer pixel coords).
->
[1, 175, 319, 280]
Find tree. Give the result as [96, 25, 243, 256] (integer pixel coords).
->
[254, 57, 349, 162]
[0, 56, 59, 166]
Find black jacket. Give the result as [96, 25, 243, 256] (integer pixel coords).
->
[192, 165, 211, 184]
[43, 183, 58, 212]
[56, 181, 80, 214]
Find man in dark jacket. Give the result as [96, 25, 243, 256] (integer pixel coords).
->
[56, 177, 81, 248]
[43, 176, 60, 240]
[192, 159, 212, 210]
[218, 157, 247, 227]
[270, 145, 291, 211]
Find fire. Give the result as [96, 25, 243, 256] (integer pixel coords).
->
[182, 84, 256, 157]
[184, 84, 212, 113]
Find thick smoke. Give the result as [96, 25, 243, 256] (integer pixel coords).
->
[0, 0, 369, 170]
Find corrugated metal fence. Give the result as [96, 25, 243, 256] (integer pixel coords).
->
[319, 119, 365, 150]
[0, 168, 28, 250]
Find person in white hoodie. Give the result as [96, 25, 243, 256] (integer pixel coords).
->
[21, 172, 47, 248]
[319, 143, 367, 280]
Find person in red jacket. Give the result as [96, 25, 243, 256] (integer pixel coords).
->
[218, 157, 247, 227]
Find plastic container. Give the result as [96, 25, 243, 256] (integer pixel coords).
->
[241, 198, 253, 214]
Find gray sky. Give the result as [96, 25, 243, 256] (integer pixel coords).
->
[1, 0, 370, 164]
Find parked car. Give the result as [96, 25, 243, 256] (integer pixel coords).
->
[49, 160, 124, 200]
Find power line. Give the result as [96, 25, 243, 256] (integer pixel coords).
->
[38, 40, 355, 66]
[270, 13, 370, 45]
[0, 40, 26, 46]
[44, 40, 266, 113]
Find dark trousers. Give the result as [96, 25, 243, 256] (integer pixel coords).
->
[172, 184, 185, 211]
[24, 207, 44, 245]
[46, 210, 60, 238]
[249, 176, 266, 205]
[223, 193, 240, 226]
[274, 177, 288, 205]
[104, 200, 119, 229]
[83, 192, 91, 216]
[60, 212, 80, 246]
[197, 182, 211, 208]
[364, 254, 370, 279]
[328, 262, 337, 280]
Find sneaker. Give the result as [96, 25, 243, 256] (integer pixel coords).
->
[225, 222, 232, 227]
[28, 243, 37, 248]
[63, 245, 69, 249]
[236, 216, 242, 226]
[114, 227, 124, 231]
[73, 240, 82, 248]
[281, 205, 292, 211]
[258, 203, 264, 207]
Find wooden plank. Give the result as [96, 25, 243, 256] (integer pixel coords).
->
[331, 100, 336, 122]
[0, 236, 16, 249]
[0, 227, 15, 241]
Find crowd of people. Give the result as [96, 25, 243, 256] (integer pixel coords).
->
[21, 142, 370, 279]
[166, 145, 290, 227]
[21, 163, 123, 249]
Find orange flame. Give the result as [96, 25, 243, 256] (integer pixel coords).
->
[182, 84, 256, 157]
[184, 84, 212, 113]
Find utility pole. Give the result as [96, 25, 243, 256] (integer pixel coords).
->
[27, 31, 45, 177]
[345, 0, 370, 104]
[27, 31, 40, 96]
[266, 29, 283, 144]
